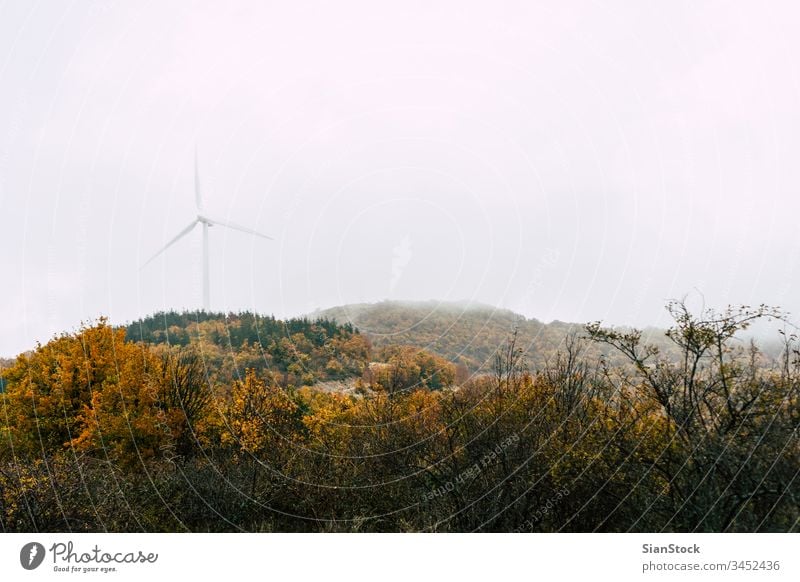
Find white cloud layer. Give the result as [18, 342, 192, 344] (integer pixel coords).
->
[1, 1, 799, 355]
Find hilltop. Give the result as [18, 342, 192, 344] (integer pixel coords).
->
[314, 300, 597, 369]
[120, 301, 676, 377]
[123, 310, 370, 388]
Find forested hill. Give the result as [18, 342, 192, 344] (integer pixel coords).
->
[123, 311, 370, 387]
[125, 310, 356, 348]
[2, 301, 795, 532]
[312, 301, 586, 370]
[121, 302, 672, 377]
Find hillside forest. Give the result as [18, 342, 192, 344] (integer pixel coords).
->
[0, 301, 797, 532]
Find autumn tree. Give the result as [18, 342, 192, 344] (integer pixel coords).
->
[586, 301, 797, 531]
[222, 369, 306, 497]
[367, 346, 456, 395]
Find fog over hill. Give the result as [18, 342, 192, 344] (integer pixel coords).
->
[3, 298, 786, 369]
[311, 300, 666, 370]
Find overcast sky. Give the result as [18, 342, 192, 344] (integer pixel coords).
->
[1, 1, 799, 356]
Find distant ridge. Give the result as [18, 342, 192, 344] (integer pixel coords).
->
[115, 301, 676, 374]
[311, 300, 581, 370]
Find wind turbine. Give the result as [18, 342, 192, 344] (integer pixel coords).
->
[142, 150, 273, 311]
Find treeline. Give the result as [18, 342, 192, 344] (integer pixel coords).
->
[124, 311, 369, 386]
[125, 310, 356, 348]
[0, 302, 797, 532]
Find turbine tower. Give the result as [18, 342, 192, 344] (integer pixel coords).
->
[143, 149, 273, 311]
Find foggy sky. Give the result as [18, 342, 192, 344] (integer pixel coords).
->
[1, 1, 799, 356]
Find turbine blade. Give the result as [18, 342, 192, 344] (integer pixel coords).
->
[194, 145, 205, 212]
[141, 219, 199, 268]
[204, 216, 274, 240]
